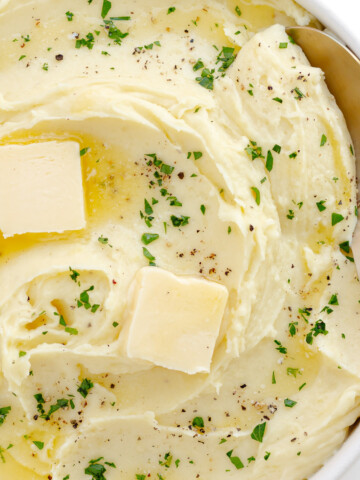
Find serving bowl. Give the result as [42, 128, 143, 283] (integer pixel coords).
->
[295, 1, 360, 478]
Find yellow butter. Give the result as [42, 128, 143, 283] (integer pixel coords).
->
[0, 141, 85, 237]
[125, 267, 228, 374]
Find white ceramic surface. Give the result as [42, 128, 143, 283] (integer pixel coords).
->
[295, 1, 360, 479]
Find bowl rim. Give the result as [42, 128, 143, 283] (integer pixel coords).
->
[295, 1, 360, 479]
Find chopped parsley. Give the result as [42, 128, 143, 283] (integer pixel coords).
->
[245, 141, 264, 160]
[38, 398, 70, 421]
[76, 286, 99, 313]
[193, 59, 204, 71]
[69, 267, 80, 283]
[320, 134, 327, 146]
[251, 422, 266, 443]
[293, 87, 305, 99]
[328, 294, 338, 305]
[80, 147, 90, 156]
[316, 200, 326, 212]
[160, 163, 174, 174]
[85, 458, 108, 480]
[144, 198, 153, 215]
[284, 398, 297, 408]
[19, 351, 26, 357]
[76, 32, 95, 49]
[170, 215, 189, 227]
[110, 16, 130, 20]
[216, 46, 236, 72]
[279, 42, 288, 48]
[289, 321, 298, 336]
[289, 152, 297, 159]
[251, 187, 260, 205]
[266, 150, 273, 171]
[98, 235, 112, 246]
[159, 452, 172, 468]
[141, 233, 159, 245]
[235, 5, 242, 16]
[299, 307, 310, 323]
[226, 450, 244, 469]
[143, 247, 156, 266]
[273, 144, 281, 154]
[195, 67, 214, 90]
[101, 0, 112, 18]
[42, 63, 49, 71]
[287, 209, 295, 220]
[167, 6, 176, 14]
[103, 19, 128, 46]
[272, 97, 283, 103]
[287, 367, 301, 378]
[339, 241, 354, 262]
[33, 441, 44, 450]
[264, 451, 271, 460]
[192, 417, 204, 428]
[274, 340, 287, 354]
[200, 204, 206, 215]
[65, 327, 78, 335]
[306, 320, 328, 345]
[77, 378, 94, 398]
[331, 213, 344, 226]
[65, 11, 74, 21]
[0, 407, 11, 426]
[272, 371, 276, 384]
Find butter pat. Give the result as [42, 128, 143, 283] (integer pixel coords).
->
[125, 267, 228, 374]
[0, 141, 85, 237]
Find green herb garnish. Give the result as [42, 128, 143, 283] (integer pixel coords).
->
[251, 422, 266, 442]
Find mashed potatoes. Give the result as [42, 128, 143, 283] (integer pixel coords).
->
[0, 1, 359, 479]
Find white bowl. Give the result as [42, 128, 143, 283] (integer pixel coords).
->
[296, 1, 360, 479]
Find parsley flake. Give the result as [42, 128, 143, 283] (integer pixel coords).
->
[251, 187, 260, 205]
[66, 11, 74, 21]
[141, 233, 159, 245]
[192, 417, 204, 428]
[266, 150, 273, 171]
[316, 200, 326, 212]
[250, 422, 266, 442]
[33, 441, 44, 450]
[332, 213, 344, 226]
[226, 450, 244, 469]
[77, 378, 94, 398]
[101, 0, 112, 18]
[0, 407, 11, 426]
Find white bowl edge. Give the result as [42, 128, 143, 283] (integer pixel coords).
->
[292, 1, 360, 479]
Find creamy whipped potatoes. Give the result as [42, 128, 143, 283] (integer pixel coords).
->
[0, 1, 359, 479]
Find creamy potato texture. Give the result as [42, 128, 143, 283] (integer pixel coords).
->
[0, 0, 359, 479]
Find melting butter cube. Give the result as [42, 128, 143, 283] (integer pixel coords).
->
[125, 267, 228, 374]
[0, 141, 85, 237]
